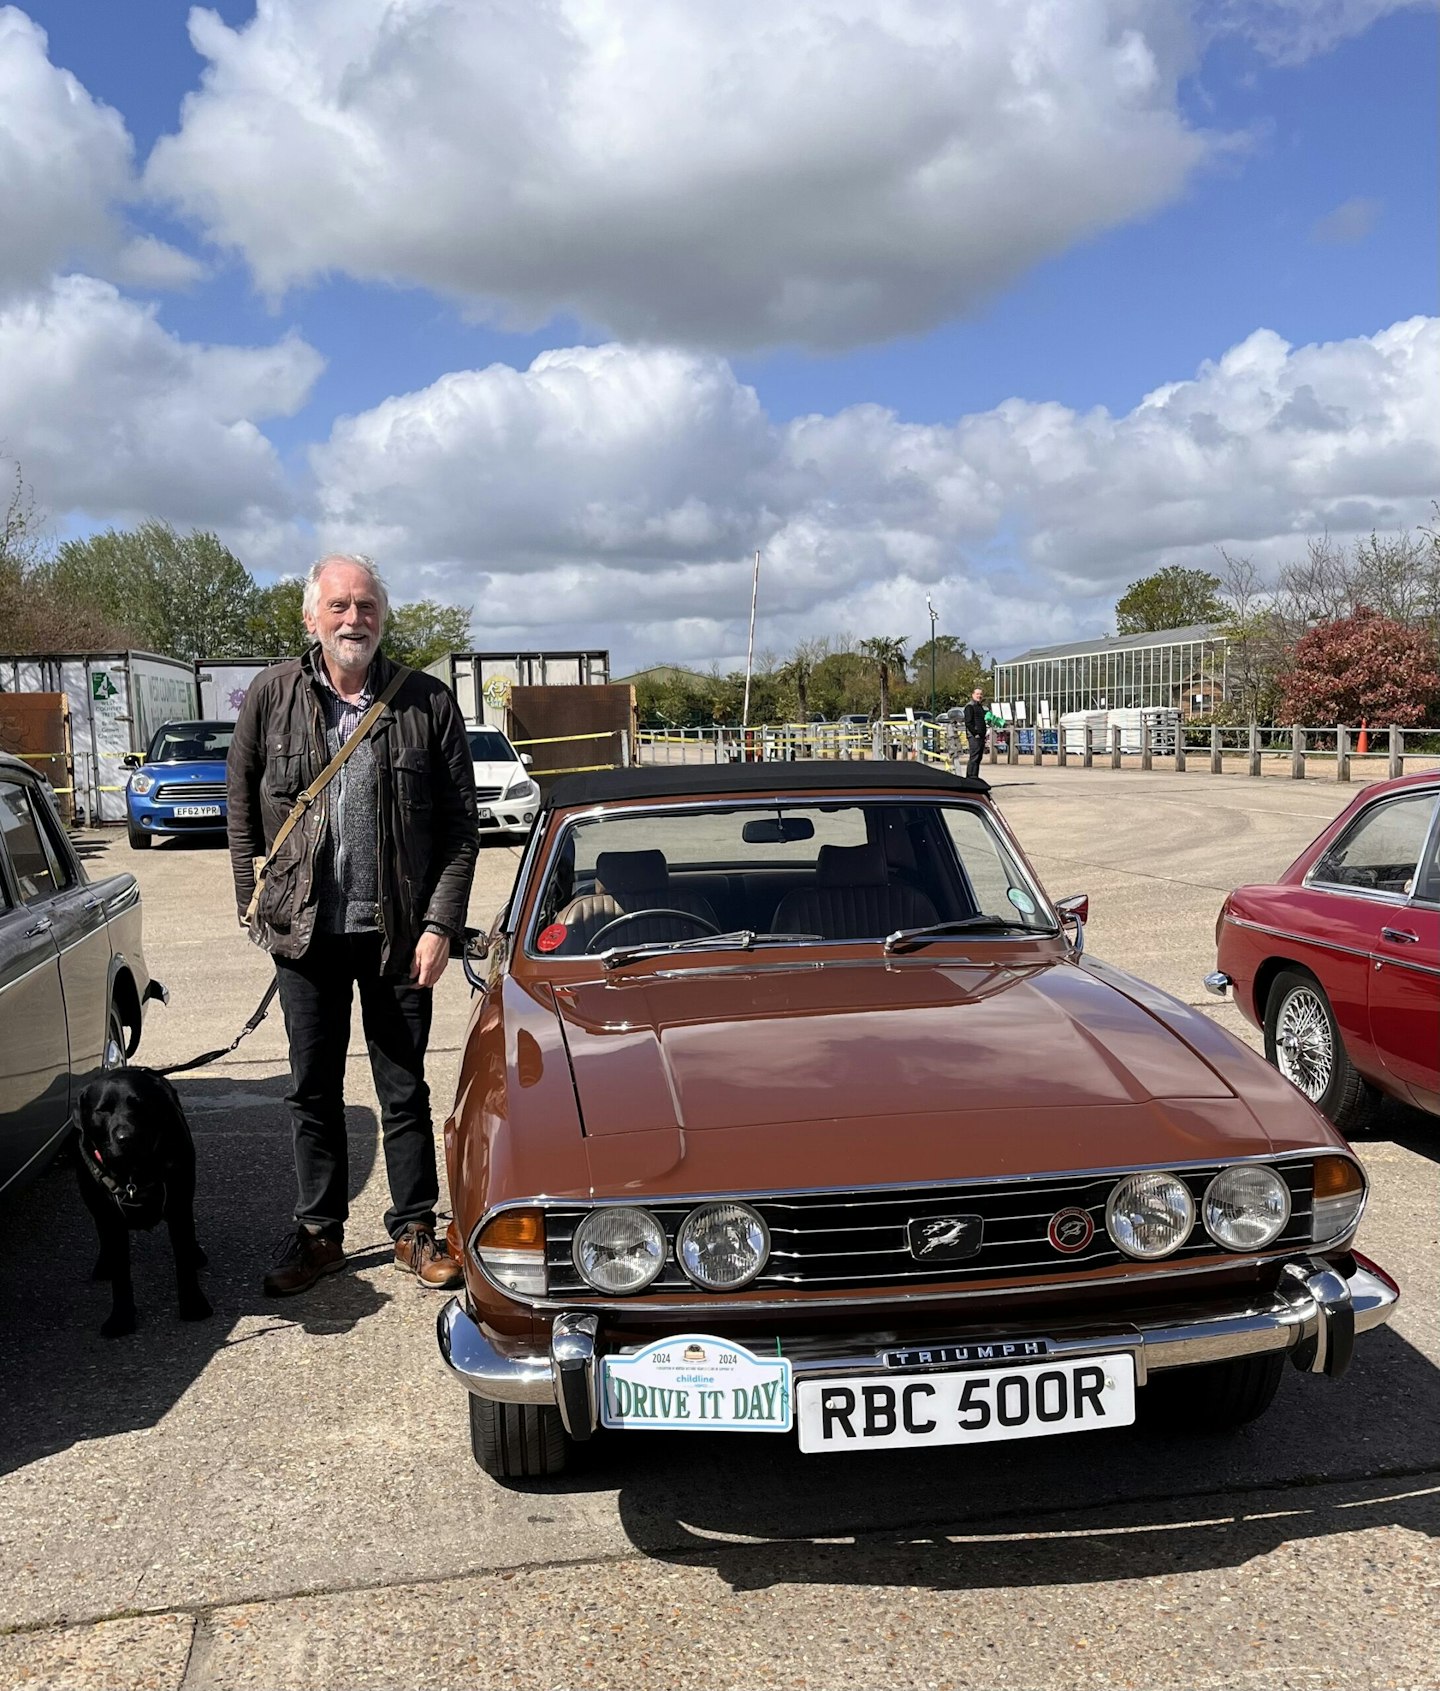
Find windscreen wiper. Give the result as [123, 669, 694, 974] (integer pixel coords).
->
[883, 915, 1051, 954]
[601, 931, 822, 970]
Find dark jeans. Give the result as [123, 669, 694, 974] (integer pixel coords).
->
[273, 932, 437, 1241]
[965, 732, 987, 779]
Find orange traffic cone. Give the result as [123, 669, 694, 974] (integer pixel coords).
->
[1357, 719, 1369, 755]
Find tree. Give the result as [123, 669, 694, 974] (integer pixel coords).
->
[1279, 609, 1440, 727]
[245, 579, 309, 656]
[858, 636, 907, 724]
[38, 521, 256, 662]
[1115, 566, 1227, 635]
[0, 458, 135, 653]
[909, 634, 991, 710]
[778, 637, 828, 720]
[382, 598, 472, 669]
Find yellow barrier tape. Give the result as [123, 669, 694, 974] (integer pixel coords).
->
[540, 761, 620, 776]
[509, 730, 618, 747]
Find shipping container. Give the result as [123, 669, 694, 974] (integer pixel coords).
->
[0, 651, 199, 823]
[425, 650, 610, 728]
[196, 658, 277, 721]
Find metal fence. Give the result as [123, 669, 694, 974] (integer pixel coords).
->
[636, 722, 1440, 782]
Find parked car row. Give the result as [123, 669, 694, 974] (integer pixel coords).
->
[120, 717, 542, 850]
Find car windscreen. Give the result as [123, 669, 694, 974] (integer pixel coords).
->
[146, 723, 235, 762]
[467, 730, 515, 762]
[527, 799, 1055, 957]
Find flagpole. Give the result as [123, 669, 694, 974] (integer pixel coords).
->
[741, 548, 761, 733]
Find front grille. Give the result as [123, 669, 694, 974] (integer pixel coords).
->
[155, 781, 226, 803]
[474, 785, 504, 801]
[542, 1163, 1315, 1297]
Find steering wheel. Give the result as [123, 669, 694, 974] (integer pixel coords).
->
[584, 909, 721, 952]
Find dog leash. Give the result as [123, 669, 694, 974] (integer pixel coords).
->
[154, 978, 280, 1077]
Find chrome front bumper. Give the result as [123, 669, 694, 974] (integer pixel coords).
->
[1204, 971, 1232, 997]
[436, 1253, 1399, 1440]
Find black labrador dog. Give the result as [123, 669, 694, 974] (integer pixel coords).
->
[75, 1069, 211, 1338]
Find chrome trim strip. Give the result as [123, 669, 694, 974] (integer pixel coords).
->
[1223, 914, 1440, 980]
[1223, 913, 1373, 962]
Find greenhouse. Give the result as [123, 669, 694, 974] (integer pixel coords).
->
[991, 623, 1229, 725]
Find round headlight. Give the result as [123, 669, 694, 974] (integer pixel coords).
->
[130, 773, 153, 795]
[676, 1201, 769, 1291]
[572, 1207, 666, 1294]
[1202, 1165, 1291, 1251]
[1106, 1171, 1195, 1260]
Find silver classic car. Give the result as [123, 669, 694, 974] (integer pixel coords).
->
[0, 753, 165, 1194]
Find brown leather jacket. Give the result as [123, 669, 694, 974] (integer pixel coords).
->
[226, 648, 478, 974]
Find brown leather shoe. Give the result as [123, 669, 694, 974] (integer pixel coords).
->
[394, 1224, 463, 1288]
[263, 1228, 345, 1296]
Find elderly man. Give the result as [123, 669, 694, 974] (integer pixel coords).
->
[227, 554, 478, 1295]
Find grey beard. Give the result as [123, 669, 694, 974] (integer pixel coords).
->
[320, 630, 379, 673]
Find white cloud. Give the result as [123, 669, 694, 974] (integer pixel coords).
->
[0, 8, 132, 294]
[112, 234, 209, 289]
[308, 319, 1440, 667]
[0, 275, 324, 528]
[1204, 0, 1433, 65]
[147, 0, 1210, 350]
[1310, 196, 1382, 244]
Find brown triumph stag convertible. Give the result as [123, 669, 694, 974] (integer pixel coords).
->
[437, 762, 1398, 1477]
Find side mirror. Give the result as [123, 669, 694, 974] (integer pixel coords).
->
[122, 752, 142, 770]
[521, 753, 534, 767]
[460, 925, 492, 992]
[1055, 893, 1088, 955]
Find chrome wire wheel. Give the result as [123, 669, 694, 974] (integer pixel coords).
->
[1273, 985, 1332, 1100]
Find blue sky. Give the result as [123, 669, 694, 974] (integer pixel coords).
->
[3, 1, 1436, 669]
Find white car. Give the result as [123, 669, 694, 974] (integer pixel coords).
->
[468, 726, 540, 841]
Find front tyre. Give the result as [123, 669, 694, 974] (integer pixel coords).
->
[1264, 968, 1377, 1134]
[468, 1394, 570, 1478]
[127, 818, 152, 849]
[1146, 1353, 1285, 1433]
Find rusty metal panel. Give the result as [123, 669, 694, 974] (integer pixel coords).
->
[508, 685, 636, 779]
[0, 691, 73, 820]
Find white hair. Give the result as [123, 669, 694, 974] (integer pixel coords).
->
[303, 553, 390, 620]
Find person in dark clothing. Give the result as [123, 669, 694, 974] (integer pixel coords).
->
[227, 553, 478, 1296]
[962, 687, 989, 780]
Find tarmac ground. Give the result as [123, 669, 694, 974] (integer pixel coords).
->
[2, 765, 1436, 1690]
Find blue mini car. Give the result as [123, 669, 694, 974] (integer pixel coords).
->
[124, 720, 233, 850]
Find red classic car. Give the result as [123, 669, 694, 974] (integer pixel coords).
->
[438, 762, 1398, 1477]
[1209, 770, 1440, 1129]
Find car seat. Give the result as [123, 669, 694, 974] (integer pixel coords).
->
[771, 842, 938, 941]
[553, 849, 720, 952]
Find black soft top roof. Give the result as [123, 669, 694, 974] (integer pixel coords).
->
[546, 760, 990, 809]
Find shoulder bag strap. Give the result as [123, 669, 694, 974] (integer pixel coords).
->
[244, 665, 410, 926]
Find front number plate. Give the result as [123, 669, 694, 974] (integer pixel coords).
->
[601, 1334, 793, 1433]
[173, 804, 221, 817]
[796, 1353, 1136, 1454]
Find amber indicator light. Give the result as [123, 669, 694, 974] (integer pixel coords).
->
[1312, 1156, 1363, 1200]
[479, 1210, 546, 1252]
